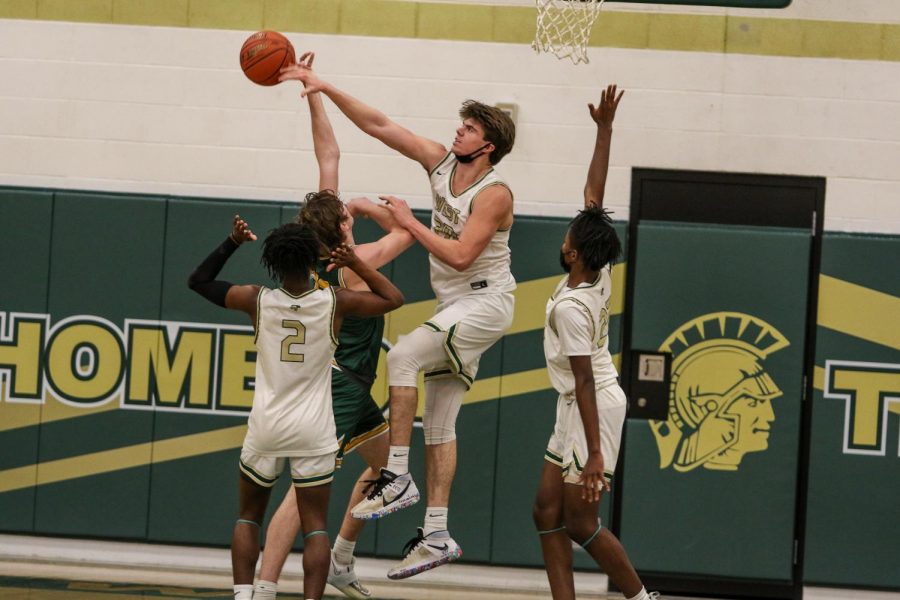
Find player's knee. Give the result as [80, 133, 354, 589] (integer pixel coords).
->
[387, 339, 420, 387]
[565, 517, 602, 546]
[423, 424, 456, 445]
[532, 498, 560, 530]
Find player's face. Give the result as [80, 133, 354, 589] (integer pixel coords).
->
[559, 231, 574, 273]
[340, 203, 354, 240]
[453, 119, 489, 153]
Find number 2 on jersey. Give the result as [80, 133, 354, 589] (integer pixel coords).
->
[281, 319, 306, 362]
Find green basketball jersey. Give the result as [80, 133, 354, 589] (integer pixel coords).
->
[314, 259, 385, 384]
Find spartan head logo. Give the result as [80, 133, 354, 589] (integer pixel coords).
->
[649, 312, 789, 472]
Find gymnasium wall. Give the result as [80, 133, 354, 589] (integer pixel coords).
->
[1, 187, 898, 591]
[0, 1, 898, 234]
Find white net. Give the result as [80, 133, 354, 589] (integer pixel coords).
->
[532, 0, 606, 65]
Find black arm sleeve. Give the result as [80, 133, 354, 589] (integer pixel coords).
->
[187, 236, 240, 307]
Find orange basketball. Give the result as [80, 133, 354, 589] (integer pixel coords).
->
[239, 31, 295, 86]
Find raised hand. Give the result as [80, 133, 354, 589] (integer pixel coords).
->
[279, 56, 324, 97]
[230, 214, 257, 244]
[330, 243, 360, 270]
[588, 84, 624, 130]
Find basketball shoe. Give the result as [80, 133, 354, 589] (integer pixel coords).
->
[350, 468, 419, 520]
[327, 554, 370, 599]
[386, 528, 462, 580]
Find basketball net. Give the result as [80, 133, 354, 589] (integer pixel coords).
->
[532, 0, 606, 65]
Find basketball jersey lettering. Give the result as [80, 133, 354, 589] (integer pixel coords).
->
[280, 319, 306, 363]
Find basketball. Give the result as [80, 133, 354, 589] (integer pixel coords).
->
[239, 31, 295, 86]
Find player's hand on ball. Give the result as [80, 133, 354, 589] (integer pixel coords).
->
[230, 214, 257, 244]
[279, 59, 322, 97]
[588, 84, 624, 130]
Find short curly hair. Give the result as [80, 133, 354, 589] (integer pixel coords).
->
[459, 100, 516, 165]
[261, 223, 320, 282]
[568, 206, 621, 271]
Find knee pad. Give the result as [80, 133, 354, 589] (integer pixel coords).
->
[386, 337, 421, 388]
[423, 378, 465, 444]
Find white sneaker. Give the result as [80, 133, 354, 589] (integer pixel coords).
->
[350, 468, 420, 520]
[386, 528, 462, 580]
[327, 555, 371, 599]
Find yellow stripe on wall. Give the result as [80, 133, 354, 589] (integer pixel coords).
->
[0, 425, 247, 494]
[0, 1, 896, 62]
[818, 275, 900, 351]
[0, 393, 121, 433]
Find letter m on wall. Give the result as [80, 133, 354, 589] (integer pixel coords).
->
[825, 360, 900, 456]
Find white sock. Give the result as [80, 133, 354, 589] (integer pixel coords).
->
[233, 584, 253, 600]
[253, 579, 278, 600]
[625, 587, 649, 600]
[332, 535, 357, 566]
[423, 506, 449, 537]
[386, 445, 409, 475]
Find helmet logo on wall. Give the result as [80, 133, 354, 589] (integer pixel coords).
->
[649, 312, 789, 472]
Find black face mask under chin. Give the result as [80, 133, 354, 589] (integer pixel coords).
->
[559, 250, 571, 273]
[454, 142, 492, 164]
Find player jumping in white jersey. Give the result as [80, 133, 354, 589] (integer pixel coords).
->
[533, 85, 658, 600]
[280, 63, 516, 578]
[187, 217, 403, 600]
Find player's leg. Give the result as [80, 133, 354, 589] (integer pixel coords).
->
[562, 386, 653, 600]
[386, 377, 465, 580]
[562, 482, 647, 599]
[233, 453, 279, 599]
[329, 422, 389, 599]
[534, 461, 575, 600]
[291, 454, 337, 600]
[255, 487, 300, 599]
[352, 326, 448, 520]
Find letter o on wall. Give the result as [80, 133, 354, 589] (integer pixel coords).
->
[47, 320, 124, 405]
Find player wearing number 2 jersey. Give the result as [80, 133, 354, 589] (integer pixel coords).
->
[187, 217, 403, 600]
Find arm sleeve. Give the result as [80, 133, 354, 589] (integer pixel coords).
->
[187, 236, 239, 307]
[554, 301, 595, 357]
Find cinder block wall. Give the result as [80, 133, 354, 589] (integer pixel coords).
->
[0, 0, 898, 232]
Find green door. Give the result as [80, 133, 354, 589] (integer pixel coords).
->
[619, 220, 811, 581]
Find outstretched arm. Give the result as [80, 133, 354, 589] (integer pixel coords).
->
[299, 53, 340, 192]
[280, 63, 447, 171]
[584, 84, 624, 209]
[380, 184, 511, 272]
[187, 215, 260, 321]
[340, 197, 415, 288]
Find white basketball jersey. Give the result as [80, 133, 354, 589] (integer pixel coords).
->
[243, 285, 340, 457]
[543, 267, 619, 397]
[428, 152, 517, 303]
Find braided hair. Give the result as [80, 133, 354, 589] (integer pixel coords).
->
[568, 206, 622, 271]
[261, 223, 320, 282]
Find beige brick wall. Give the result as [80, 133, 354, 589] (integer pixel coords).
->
[0, 10, 898, 232]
